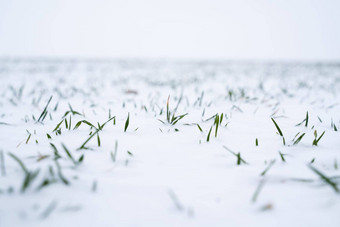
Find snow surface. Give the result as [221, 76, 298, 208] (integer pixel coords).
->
[0, 58, 340, 226]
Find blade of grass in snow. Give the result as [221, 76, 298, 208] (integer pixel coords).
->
[168, 190, 184, 211]
[222, 146, 248, 165]
[8, 152, 40, 192]
[50, 143, 61, 160]
[214, 114, 219, 137]
[271, 117, 286, 145]
[8, 152, 28, 174]
[261, 160, 276, 176]
[293, 133, 305, 145]
[206, 126, 212, 142]
[53, 119, 64, 132]
[197, 124, 203, 132]
[271, 117, 283, 136]
[308, 164, 339, 193]
[55, 160, 69, 185]
[37, 96, 52, 122]
[97, 134, 101, 147]
[278, 151, 286, 162]
[124, 113, 130, 132]
[0, 150, 6, 176]
[26, 133, 31, 144]
[21, 169, 40, 192]
[64, 118, 68, 129]
[252, 178, 266, 203]
[40, 200, 58, 219]
[62, 143, 77, 165]
[37, 178, 56, 191]
[73, 120, 95, 130]
[110, 140, 118, 162]
[92, 180, 97, 192]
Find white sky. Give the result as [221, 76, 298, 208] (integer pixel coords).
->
[0, 0, 339, 61]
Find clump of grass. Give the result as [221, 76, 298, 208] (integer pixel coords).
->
[159, 96, 188, 125]
[312, 130, 325, 146]
[77, 117, 115, 150]
[271, 118, 286, 145]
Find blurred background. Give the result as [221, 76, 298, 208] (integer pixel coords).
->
[0, 0, 339, 61]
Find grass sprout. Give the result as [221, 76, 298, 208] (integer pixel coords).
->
[312, 130, 325, 146]
[271, 117, 286, 145]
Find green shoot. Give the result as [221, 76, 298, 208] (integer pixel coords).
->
[37, 96, 53, 122]
[271, 118, 285, 145]
[124, 113, 130, 132]
[197, 124, 203, 132]
[293, 133, 305, 145]
[206, 126, 212, 142]
[278, 151, 286, 162]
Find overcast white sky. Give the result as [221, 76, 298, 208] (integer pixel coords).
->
[0, 0, 339, 61]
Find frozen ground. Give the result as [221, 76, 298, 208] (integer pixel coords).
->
[0, 58, 339, 226]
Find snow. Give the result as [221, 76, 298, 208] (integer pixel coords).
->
[0, 58, 339, 226]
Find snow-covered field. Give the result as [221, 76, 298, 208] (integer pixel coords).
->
[0, 58, 339, 227]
